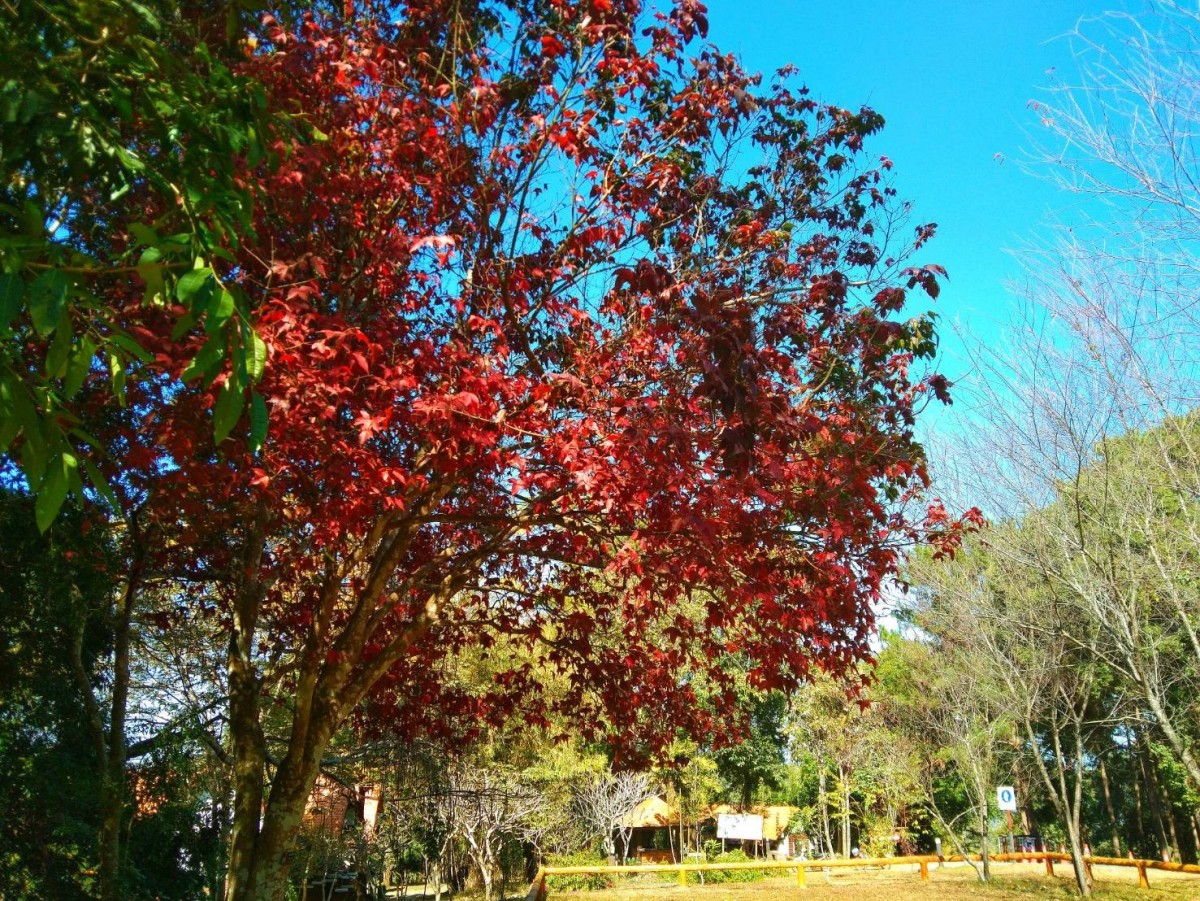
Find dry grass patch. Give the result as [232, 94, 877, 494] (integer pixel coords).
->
[538, 861, 1200, 901]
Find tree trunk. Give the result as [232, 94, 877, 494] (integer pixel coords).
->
[1066, 829, 1092, 898]
[225, 713, 338, 901]
[839, 765, 851, 857]
[1025, 704, 1091, 897]
[226, 786, 314, 901]
[818, 769, 832, 856]
[480, 859, 494, 901]
[1135, 669, 1200, 791]
[71, 553, 141, 901]
[224, 653, 268, 899]
[1131, 735, 1146, 853]
[1141, 733, 1171, 858]
[1098, 757, 1121, 856]
[222, 510, 344, 901]
[1190, 812, 1200, 864]
[978, 802, 991, 882]
[98, 579, 132, 901]
[1158, 767, 1181, 862]
[1016, 775, 1034, 836]
[1063, 716, 1092, 897]
[224, 517, 271, 901]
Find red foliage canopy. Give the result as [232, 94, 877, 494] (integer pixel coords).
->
[103, 0, 974, 764]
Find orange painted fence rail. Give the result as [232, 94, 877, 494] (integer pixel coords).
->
[524, 850, 1200, 900]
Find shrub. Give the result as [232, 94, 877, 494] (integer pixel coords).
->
[545, 852, 614, 892]
[701, 849, 768, 883]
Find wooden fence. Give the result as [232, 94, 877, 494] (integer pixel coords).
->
[524, 850, 1200, 900]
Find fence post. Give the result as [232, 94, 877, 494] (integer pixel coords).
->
[678, 868, 687, 887]
[796, 864, 806, 888]
[1137, 861, 1150, 890]
[919, 859, 929, 882]
[526, 869, 547, 901]
[1044, 853, 1054, 877]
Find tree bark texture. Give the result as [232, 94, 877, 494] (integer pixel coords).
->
[1098, 757, 1121, 856]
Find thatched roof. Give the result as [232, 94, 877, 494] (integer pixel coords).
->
[617, 798, 798, 839]
[619, 796, 678, 828]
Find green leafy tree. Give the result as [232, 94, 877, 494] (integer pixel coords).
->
[0, 0, 295, 527]
[0, 491, 116, 899]
[714, 690, 788, 809]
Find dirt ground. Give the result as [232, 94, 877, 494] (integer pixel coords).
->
[538, 861, 1200, 900]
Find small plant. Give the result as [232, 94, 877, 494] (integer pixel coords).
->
[545, 852, 614, 892]
[701, 849, 768, 884]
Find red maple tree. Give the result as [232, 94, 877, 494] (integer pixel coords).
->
[90, 1, 977, 897]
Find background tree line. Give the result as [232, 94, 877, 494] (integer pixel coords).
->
[896, 2, 1200, 896]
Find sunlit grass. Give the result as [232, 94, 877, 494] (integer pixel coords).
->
[530, 862, 1200, 900]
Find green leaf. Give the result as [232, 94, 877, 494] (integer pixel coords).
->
[64, 336, 97, 398]
[0, 379, 20, 451]
[181, 332, 225, 383]
[112, 86, 133, 123]
[128, 222, 160, 248]
[126, 2, 162, 33]
[108, 352, 127, 406]
[6, 377, 43, 464]
[136, 246, 166, 305]
[116, 146, 145, 173]
[35, 452, 75, 532]
[175, 267, 213, 305]
[248, 390, 268, 451]
[247, 330, 268, 381]
[170, 311, 197, 340]
[206, 288, 235, 333]
[22, 201, 42, 237]
[0, 416, 17, 453]
[213, 377, 245, 444]
[81, 457, 120, 511]
[108, 333, 153, 363]
[28, 269, 69, 336]
[0, 272, 23, 329]
[45, 315, 73, 377]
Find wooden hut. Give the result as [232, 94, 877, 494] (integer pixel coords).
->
[619, 796, 680, 863]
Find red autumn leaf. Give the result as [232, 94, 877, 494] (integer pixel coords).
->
[541, 34, 566, 57]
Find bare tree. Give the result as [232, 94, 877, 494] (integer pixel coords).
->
[907, 523, 1108, 897]
[450, 767, 546, 901]
[899, 4, 1200, 890]
[885, 603, 1010, 882]
[571, 771, 656, 864]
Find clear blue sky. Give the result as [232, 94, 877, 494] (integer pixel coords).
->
[706, 0, 1099, 417]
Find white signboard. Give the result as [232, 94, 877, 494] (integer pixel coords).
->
[717, 813, 764, 841]
[996, 786, 1018, 812]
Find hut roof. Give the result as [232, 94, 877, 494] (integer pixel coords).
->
[620, 796, 678, 828]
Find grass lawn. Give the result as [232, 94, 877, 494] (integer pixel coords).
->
[539, 861, 1200, 900]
